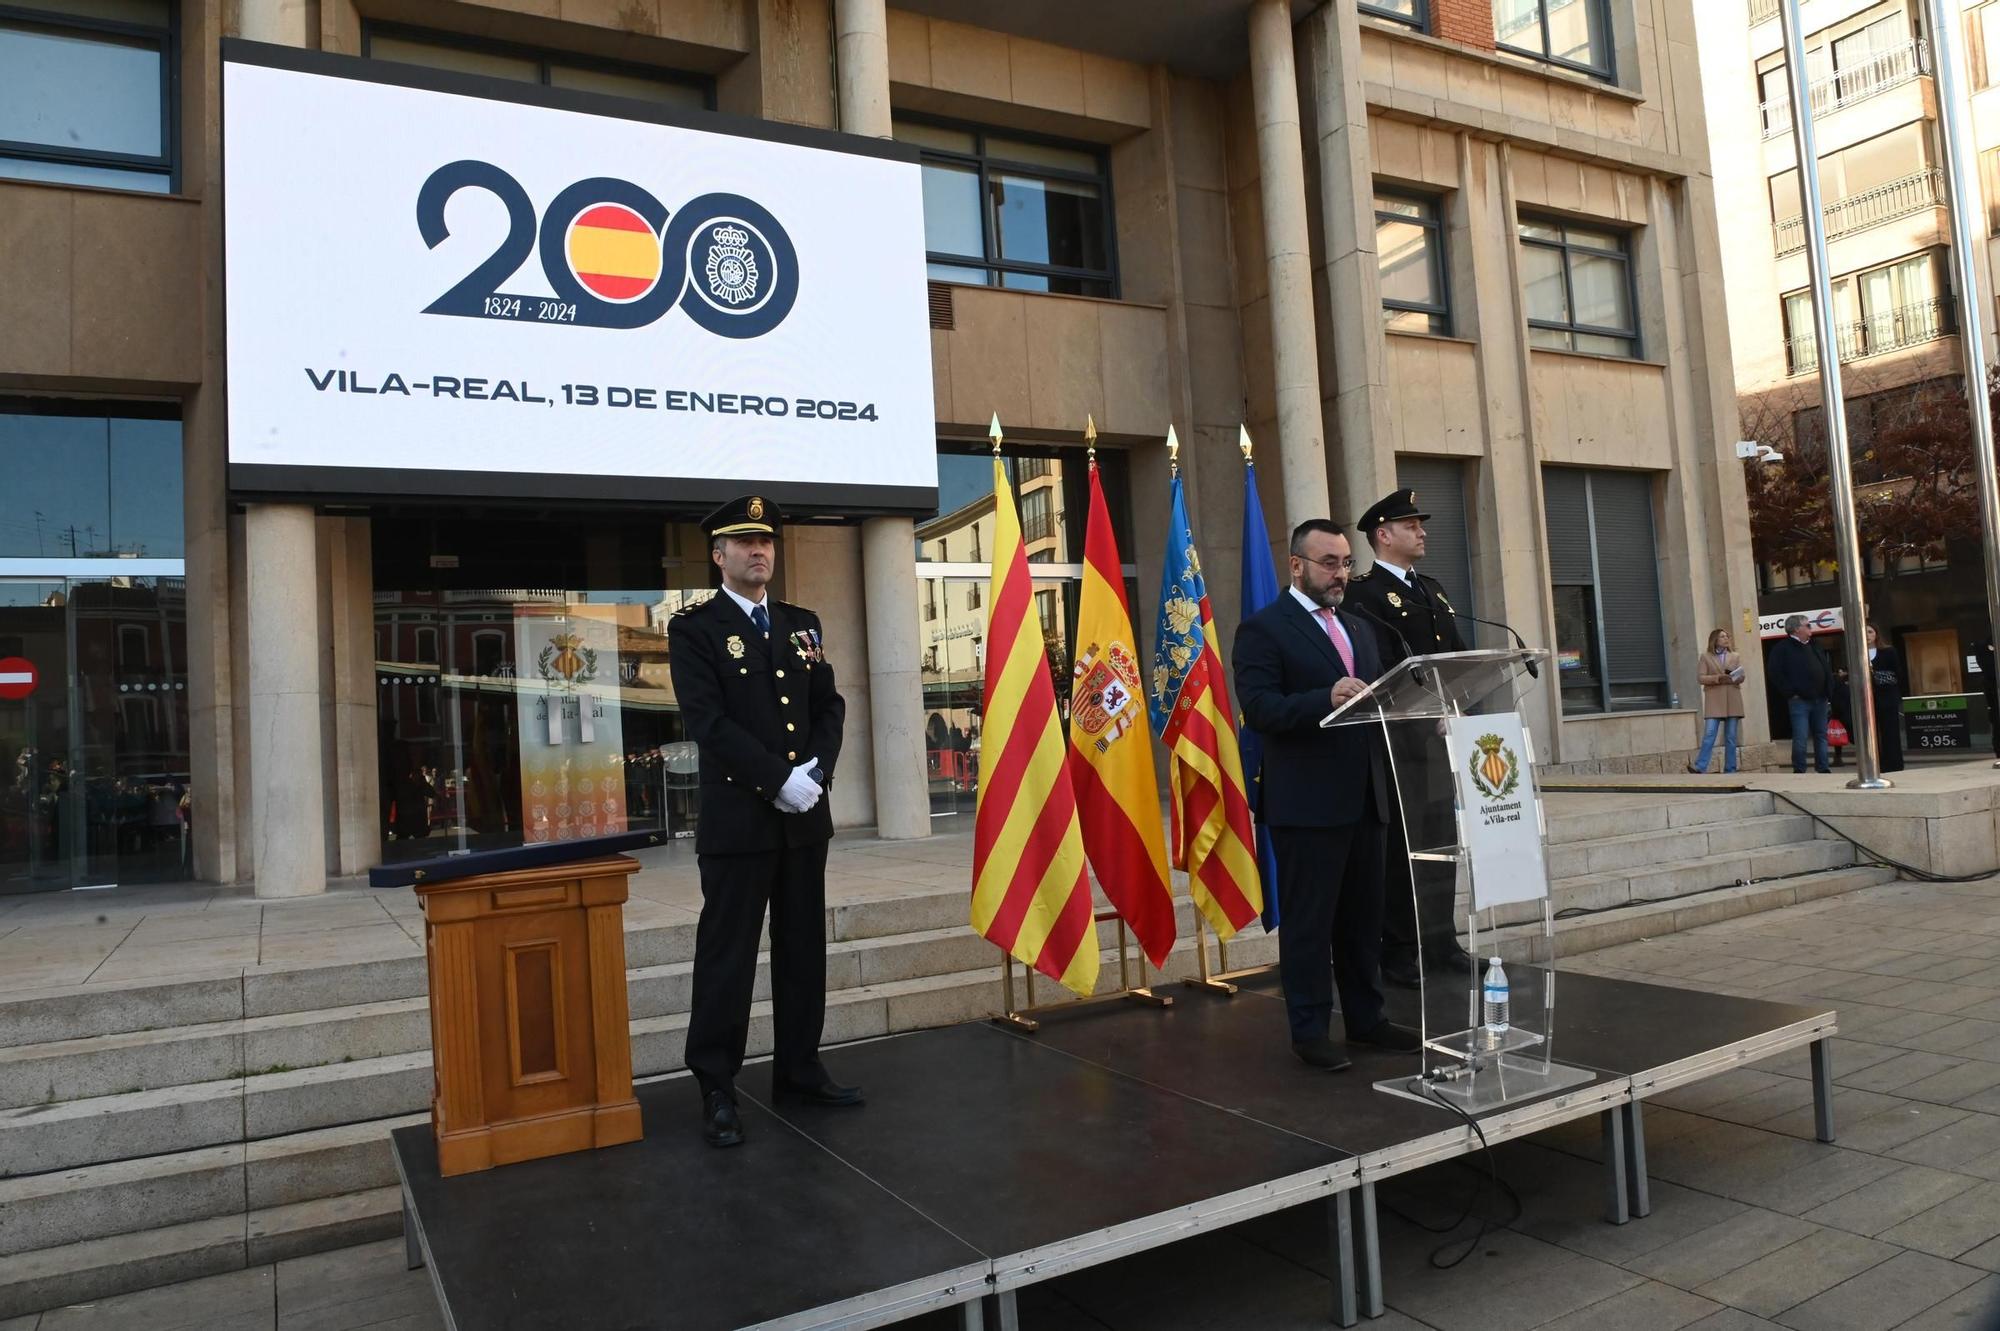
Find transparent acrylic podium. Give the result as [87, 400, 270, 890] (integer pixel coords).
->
[1321, 648, 1594, 1113]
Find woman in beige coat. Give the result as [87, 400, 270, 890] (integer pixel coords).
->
[1691, 628, 1746, 773]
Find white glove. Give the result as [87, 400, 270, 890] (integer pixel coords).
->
[775, 760, 822, 814]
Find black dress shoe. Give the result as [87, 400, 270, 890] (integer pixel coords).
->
[772, 1074, 865, 1107]
[1381, 959, 1422, 989]
[702, 1090, 744, 1148]
[1349, 1020, 1422, 1054]
[1291, 1038, 1353, 1071]
[1428, 947, 1475, 976]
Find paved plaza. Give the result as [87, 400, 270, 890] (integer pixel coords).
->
[9, 870, 2000, 1329]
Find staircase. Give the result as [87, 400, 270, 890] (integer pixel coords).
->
[0, 790, 1894, 1316]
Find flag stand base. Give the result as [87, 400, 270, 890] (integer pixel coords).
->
[1183, 914, 1278, 997]
[991, 912, 1173, 1032]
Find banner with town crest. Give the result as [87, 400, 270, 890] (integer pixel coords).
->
[514, 606, 628, 844]
[1446, 711, 1547, 912]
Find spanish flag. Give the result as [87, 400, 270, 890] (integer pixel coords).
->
[566, 204, 662, 301]
[1067, 457, 1176, 968]
[971, 448, 1100, 996]
[1148, 451, 1263, 939]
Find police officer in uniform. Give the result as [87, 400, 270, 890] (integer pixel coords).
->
[668, 495, 858, 1148]
[1343, 490, 1474, 986]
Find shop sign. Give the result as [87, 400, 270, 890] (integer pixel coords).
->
[1904, 694, 1973, 751]
[1759, 607, 1843, 639]
[223, 46, 936, 512]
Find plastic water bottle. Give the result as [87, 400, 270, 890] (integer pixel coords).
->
[1482, 958, 1510, 1049]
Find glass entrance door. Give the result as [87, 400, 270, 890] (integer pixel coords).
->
[0, 575, 191, 893]
[0, 582, 70, 892]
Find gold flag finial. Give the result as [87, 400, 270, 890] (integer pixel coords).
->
[1238, 424, 1254, 462]
[1166, 424, 1180, 476]
[989, 411, 1003, 456]
[1085, 414, 1097, 462]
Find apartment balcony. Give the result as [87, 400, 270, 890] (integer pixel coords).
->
[1749, 0, 1777, 23]
[1785, 294, 1954, 375]
[1772, 168, 1945, 256]
[1759, 39, 1928, 139]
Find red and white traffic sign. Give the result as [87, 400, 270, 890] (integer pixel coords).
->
[0, 658, 38, 701]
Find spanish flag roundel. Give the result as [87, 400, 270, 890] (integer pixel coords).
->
[565, 203, 662, 302]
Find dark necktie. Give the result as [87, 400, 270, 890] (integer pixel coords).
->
[751, 603, 770, 637]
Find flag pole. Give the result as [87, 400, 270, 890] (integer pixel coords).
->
[987, 412, 1172, 1027]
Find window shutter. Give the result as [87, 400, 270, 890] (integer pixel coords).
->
[1395, 457, 1474, 618]
[1542, 467, 1592, 584]
[1588, 471, 1667, 688]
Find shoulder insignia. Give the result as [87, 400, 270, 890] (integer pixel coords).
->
[775, 598, 816, 619]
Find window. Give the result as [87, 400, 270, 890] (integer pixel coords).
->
[1395, 457, 1474, 622]
[1767, 124, 1939, 254]
[362, 25, 709, 109]
[0, 404, 183, 558]
[1020, 486, 1055, 545]
[1782, 251, 1949, 374]
[0, 0, 175, 192]
[1973, 3, 2000, 88]
[1360, 0, 1424, 26]
[1542, 467, 1668, 715]
[471, 629, 506, 678]
[893, 118, 1116, 297]
[1830, 14, 1911, 101]
[1493, 0, 1612, 80]
[1519, 217, 1638, 357]
[1376, 191, 1449, 335]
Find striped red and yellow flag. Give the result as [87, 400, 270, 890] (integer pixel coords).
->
[972, 455, 1100, 997]
[1149, 468, 1263, 939]
[1067, 458, 1176, 968]
[566, 204, 662, 301]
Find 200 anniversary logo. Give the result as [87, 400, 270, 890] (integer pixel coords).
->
[415, 160, 799, 337]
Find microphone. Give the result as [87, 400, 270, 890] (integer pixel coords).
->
[1343, 602, 1422, 685]
[1449, 609, 1540, 679]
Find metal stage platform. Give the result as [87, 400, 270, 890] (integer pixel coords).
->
[393, 970, 1837, 1331]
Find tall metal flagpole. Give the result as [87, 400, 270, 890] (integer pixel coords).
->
[1777, 0, 1888, 789]
[1922, 0, 2000, 769]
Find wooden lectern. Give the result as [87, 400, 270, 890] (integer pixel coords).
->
[415, 853, 643, 1176]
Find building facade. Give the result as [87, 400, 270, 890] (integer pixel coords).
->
[1701, 0, 2000, 729]
[0, 0, 1754, 895]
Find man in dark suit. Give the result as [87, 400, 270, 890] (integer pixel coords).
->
[1233, 518, 1420, 1070]
[1768, 614, 1834, 774]
[1342, 490, 1473, 986]
[668, 495, 857, 1148]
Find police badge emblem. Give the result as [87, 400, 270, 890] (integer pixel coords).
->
[704, 224, 760, 306]
[1387, 591, 1404, 609]
[726, 634, 746, 659]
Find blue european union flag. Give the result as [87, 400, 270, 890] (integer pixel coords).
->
[1239, 461, 1283, 931]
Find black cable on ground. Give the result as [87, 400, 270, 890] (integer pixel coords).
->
[1763, 789, 2000, 885]
[1389, 1080, 1507, 1270]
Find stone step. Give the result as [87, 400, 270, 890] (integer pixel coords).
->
[1488, 863, 1899, 965]
[1485, 835, 1858, 931]
[0, 927, 1280, 1177]
[1543, 791, 1774, 845]
[1543, 813, 1819, 882]
[0, 1183, 404, 1320]
[0, 883, 982, 1052]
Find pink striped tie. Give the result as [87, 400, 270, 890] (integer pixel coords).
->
[1317, 608, 1355, 677]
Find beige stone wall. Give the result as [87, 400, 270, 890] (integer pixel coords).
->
[1, 0, 1762, 881]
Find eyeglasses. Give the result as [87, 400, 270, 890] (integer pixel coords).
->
[1300, 556, 1355, 572]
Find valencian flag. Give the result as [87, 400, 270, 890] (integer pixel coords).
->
[971, 426, 1100, 996]
[1237, 440, 1285, 932]
[1067, 442, 1176, 968]
[1149, 439, 1264, 939]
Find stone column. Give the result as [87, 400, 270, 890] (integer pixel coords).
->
[839, 0, 930, 839]
[835, 0, 892, 138]
[1305, 3, 1395, 528]
[246, 503, 327, 896]
[1248, 0, 1329, 529]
